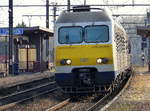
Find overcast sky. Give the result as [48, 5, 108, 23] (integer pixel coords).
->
[0, 0, 150, 29]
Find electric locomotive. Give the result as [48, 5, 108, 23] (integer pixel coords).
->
[54, 6, 132, 93]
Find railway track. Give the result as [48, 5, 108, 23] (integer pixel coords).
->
[0, 81, 58, 111]
[87, 74, 132, 111]
[86, 74, 132, 111]
[45, 99, 70, 111]
[44, 73, 132, 111]
[1, 72, 132, 111]
[0, 76, 54, 96]
[98, 74, 133, 111]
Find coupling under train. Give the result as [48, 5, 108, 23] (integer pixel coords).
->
[54, 6, 132, 93]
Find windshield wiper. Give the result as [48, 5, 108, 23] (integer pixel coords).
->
[65, 33, 70, 44]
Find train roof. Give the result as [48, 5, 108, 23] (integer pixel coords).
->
[56, 11, 111, 23]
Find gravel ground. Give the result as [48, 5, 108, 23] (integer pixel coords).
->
[58, 94, 103, 111]
[106, 66, 150, 111]
[11, 90, 67, 111]
[58, 102, 93, 111]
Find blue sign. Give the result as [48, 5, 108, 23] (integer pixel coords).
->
[0, 28, 24, 35]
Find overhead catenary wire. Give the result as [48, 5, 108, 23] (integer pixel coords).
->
[1, 1, 150, 29]
[2, 4, 150, 7]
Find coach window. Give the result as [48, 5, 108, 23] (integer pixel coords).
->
[58, 27, 83, 44]
[85, 25, 109, 43]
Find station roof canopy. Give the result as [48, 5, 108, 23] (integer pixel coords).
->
[137, 26, 150, 37]
[23, 26, 53, 37]
[0, 26, 53, 37]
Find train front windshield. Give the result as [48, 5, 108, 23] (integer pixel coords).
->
[85, 25, 109, 43]
[58, 27, 83, 44]
[58, 25, 109, 44]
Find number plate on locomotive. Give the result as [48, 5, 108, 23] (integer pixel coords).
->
[80, 58, 88, 62]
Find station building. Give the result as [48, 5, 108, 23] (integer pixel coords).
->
[0, 26, 53, 75]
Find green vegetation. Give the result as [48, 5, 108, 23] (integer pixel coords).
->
[16, 21, 27, 28]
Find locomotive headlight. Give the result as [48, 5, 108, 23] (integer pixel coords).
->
[66, 59, 72, 65]
[60, 59, 72, 65]
[97, 58, 103, 64]
[97, 58, 109, 64]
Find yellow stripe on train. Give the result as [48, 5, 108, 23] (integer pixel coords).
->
[55, 44, 113, 66]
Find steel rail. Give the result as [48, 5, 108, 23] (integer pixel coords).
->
[86, 73, 132, 111]
[0, 76, 54, 96]
[0, 82, 58, 110]
[45, 98, 70, 111]
[0, 81, 56, 105]
[86, 93, 110, 111]
[0, 75, 54, 89]
[100, 73, 133, 111]
[0, 87, 58, 111]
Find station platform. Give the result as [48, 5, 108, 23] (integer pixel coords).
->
[0, 70, 54, 89]
[106, 66, 150, 111]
